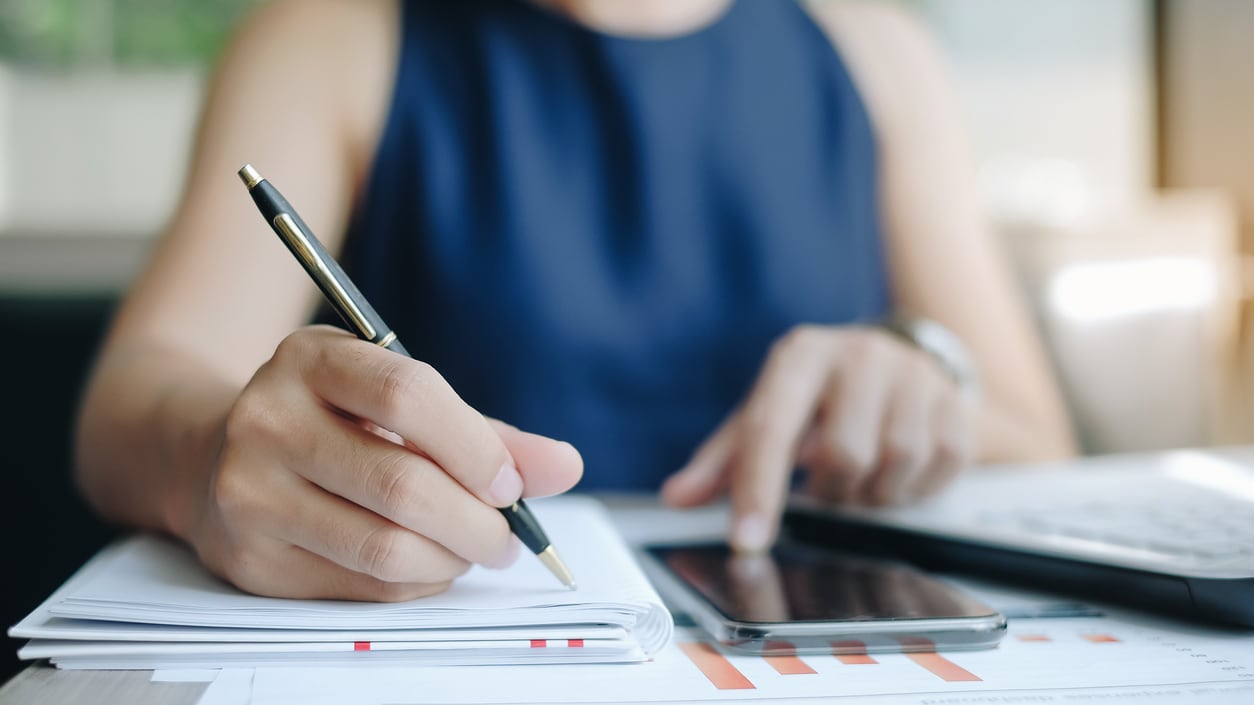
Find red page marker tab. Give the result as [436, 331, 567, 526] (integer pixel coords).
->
[567, 639, 584, 648]
[1082, 634, 1121, 643]
[831, 640, 878, 665]
[678, 642, 755, 690]
[899, 637, 981, 682]
[353, 642, 371, 652]
[763, 641, 817, 675]
[530, 639, 547, 648]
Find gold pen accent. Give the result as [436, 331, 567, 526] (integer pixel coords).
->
[376, 331, 398, 348]
[537, 546, 577, 591]
[239, 163, 263, 189]
[272, 213, 378, 340]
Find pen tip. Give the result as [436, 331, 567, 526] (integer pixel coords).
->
[238, 164, 262, 189]
[537, 546, 577, 591]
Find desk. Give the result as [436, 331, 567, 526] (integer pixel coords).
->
[5, 498, 1253, 705]
[0, 666, 202, 705]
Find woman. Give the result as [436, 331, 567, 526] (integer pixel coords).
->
[75, 0, 1074, 601]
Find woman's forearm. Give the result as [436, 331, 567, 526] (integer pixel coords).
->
[976, 396, 1077, 465]
[75, 341, 240, 541]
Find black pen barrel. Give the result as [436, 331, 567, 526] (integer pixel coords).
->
[245, 178, 395, 348]
[500, 500, 552, 554]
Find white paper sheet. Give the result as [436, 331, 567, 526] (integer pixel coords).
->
[195, 669, 253, 705]
[151, 668, 220, 682]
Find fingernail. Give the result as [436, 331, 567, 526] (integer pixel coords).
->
[660, 469, 689, 495]
[731, 514, 771, 553]
[729, 554, 772, 582]
[485, 537, 522, 570]
[489, 463, 523, 506]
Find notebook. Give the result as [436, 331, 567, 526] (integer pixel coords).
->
[10, 496, 673, 669]
[784, 447, 1254, 626]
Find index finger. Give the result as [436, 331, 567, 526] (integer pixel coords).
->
[729, 328, 831, 551]
[285, 328, 523, 508]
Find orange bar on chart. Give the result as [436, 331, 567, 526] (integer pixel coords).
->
[1082, 634, 1121, 643]
[763, 641, 817, 675]
[831, 640, 878, 665]
[678, 642, 756, 690]
[1016, 635, 1052, 642]
[899, 637, 982, 682]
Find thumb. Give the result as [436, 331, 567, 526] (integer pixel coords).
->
[661, 417, 736, 508]
[488, 419, 584, 498]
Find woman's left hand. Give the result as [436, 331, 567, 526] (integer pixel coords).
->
[661, 324, 976, 552]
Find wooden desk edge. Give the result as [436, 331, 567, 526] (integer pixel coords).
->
[0, 663, 206, 705]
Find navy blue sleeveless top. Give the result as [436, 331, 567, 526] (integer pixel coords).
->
[339, 0, 890, 490]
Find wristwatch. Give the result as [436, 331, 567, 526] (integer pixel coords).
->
[879, 314, 980, 394]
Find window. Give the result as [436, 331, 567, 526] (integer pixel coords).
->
[0, 0, 255, 68]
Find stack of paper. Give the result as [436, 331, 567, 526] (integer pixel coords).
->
[9, 496, 673, 669]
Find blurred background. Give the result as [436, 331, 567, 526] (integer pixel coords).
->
[2, 0, 1253, 679]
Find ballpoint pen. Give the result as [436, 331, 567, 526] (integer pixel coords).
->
[237, 163, 576, 590]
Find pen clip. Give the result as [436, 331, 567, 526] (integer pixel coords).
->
[273, 213, 378, 340]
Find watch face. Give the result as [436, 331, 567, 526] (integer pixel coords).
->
[897, 317, 978, 391]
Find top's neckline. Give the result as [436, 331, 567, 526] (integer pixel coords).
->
[520, 0, 741, 45]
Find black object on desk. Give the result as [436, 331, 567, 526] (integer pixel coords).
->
[784, 494, 1254, 628]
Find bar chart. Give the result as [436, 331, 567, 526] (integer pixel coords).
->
[671, 618, 1254, 696]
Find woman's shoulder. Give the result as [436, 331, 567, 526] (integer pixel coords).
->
[212, 0, 400, 187]
[239, 0, 396, 40]
[802, 0, 945, 76]
[229, 0, 397, 67]
[801, 0, 958, 142]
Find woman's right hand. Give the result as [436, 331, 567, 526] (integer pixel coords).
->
[175, 325, 583, 601]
